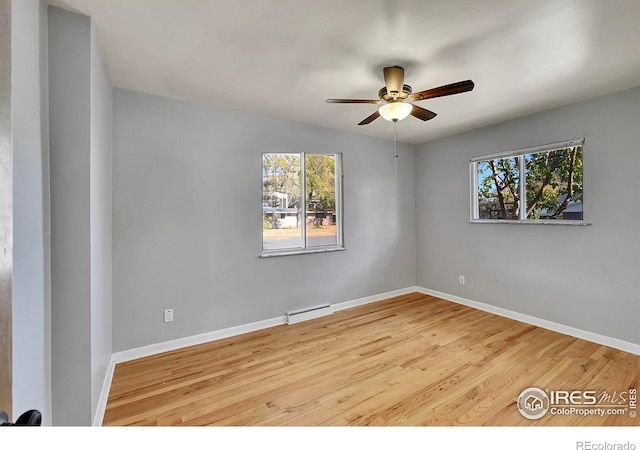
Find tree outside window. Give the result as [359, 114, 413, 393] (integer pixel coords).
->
[473, 141, 584, 222]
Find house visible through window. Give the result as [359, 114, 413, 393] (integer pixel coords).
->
[471, 139, 584, 223]
[262, 153, 343, 255]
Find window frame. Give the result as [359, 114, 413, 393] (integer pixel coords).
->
[260, 152, 345, 257]
[469, 138, 589, 225]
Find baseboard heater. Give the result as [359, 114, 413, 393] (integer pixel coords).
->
[286, 304, 333, 325]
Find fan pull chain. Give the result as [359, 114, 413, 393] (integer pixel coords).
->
[394, 120, 398, 178]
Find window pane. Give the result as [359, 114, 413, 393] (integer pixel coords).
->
[262, 154, 302, 250]
[305, 154, 337, 247]
[477, 157, 520, 220]
[525, 146, 583, 220]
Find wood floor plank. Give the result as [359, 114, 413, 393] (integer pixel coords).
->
[103, 293, 640, 426]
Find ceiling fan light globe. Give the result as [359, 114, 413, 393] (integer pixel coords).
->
[379, 102, 412, 122]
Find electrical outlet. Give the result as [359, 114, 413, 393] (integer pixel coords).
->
[459, 275, 465, 285]
[164, 309, 174, 323]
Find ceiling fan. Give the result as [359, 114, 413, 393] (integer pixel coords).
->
[326, 66, 474, 125]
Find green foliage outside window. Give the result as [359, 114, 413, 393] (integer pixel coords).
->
[476, 145, 583, 221]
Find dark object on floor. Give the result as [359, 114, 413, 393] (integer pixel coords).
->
[0, 409, 42, 426]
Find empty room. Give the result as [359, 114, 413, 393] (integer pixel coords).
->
[3, 0, 640, 444]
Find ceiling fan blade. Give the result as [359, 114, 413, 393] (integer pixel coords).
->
[410, 105, 437, 121]
[358, 110, 380, 125]
[326, 98, 382, 104]
[383, 66, 404, 98]
[408, 80, 475, 102]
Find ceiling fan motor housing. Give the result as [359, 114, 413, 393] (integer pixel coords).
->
[378, 85, 413, 102]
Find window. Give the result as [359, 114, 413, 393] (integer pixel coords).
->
[470, 139, 585, 223]
[262, 152, 343, 256]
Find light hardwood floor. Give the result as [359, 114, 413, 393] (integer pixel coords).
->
[103, 293, 639, 426]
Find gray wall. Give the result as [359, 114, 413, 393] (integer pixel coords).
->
[416, 86, 640, 345]
[89, 23, 113, 420]
[112, 89, 416, 352]
[12, 0, 51, 424]
[48, 6, 113, 425]
[49, 5, 91, 425]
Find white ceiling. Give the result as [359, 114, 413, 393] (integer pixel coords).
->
[49, 0, 640, 144]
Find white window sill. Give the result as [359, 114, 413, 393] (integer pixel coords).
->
[260, 246, 346, 258]
[469, 220, 591, 226]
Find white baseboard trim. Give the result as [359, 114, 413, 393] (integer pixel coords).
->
[332, 286, 421, 312]
[92, 355, 116, 426]
[93, 286, 420, 425]
[415, 287, 640, 356]
[111, 316, 286, 365]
